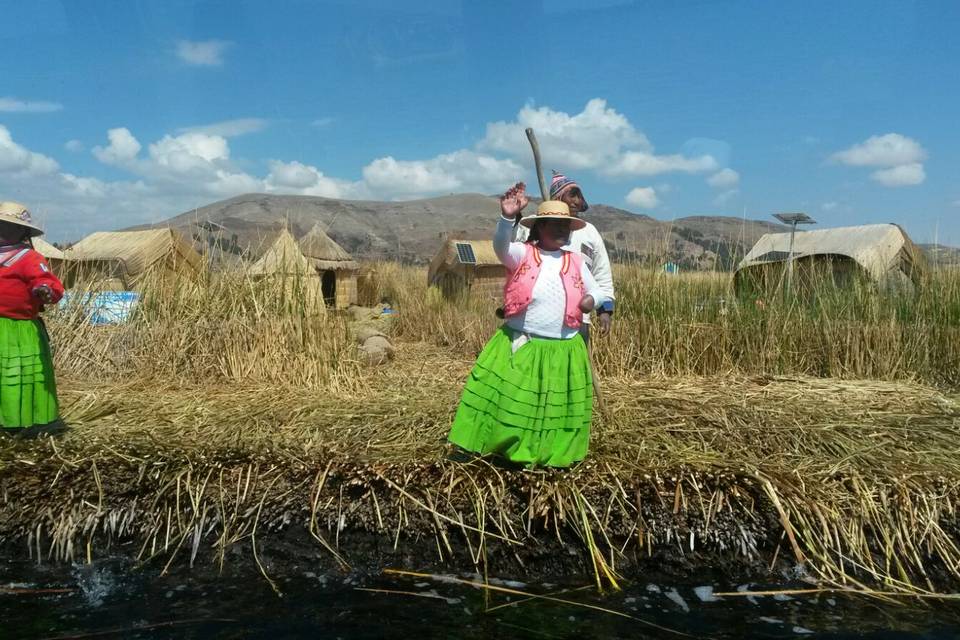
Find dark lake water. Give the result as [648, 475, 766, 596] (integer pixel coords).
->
[3, 557, 960, 639]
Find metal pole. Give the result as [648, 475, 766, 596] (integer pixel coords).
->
[786, 221, 797, 296]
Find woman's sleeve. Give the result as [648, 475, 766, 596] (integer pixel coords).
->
[494, 217, 526, 270]
[23, 252, 65, 304]
[580, 261, 607, 307]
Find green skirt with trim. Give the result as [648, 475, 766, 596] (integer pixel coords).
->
[0, 317, 59, 432]
[448, 326, 592, 468]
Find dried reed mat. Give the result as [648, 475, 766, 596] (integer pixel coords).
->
[2, 344, 960, 595]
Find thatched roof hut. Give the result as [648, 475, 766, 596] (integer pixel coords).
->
[249, 228, 314, 276]
[65, 228, 203, 290]
[32, 237, 65, 260]
[297, 224, 358, 309]
[427, 238, 503, 298]
[735, 223, 927, 295]
[247, 228, 326, 311]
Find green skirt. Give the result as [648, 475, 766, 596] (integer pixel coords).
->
[0, 317, 59, 432]
[448, 327, 593, 468]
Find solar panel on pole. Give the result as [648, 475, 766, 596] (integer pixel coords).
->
[772, 213, 816, 295]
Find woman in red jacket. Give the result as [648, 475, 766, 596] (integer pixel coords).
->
[0, 202, 65, 437]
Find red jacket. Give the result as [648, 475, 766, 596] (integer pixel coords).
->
[0, 243, 65, 320]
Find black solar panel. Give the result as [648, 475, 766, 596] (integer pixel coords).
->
[455, 242, 477, 264]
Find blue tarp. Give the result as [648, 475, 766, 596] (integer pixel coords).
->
[59, 291, 140, 325]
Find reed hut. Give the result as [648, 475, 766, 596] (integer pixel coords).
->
[248, 228, 325, 311]
[735, 223, 927, 296]
[297, 224, 358, 309]
[427, 238, 503, 298]
[64, 228, 203, 290]
[248, 228, 313, 277]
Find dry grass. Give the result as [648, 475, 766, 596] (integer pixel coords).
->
[378, 262, 960, 385]
[3, 342, 960, 594]
[3, 259, 960, 595]
[47, 265, 359, 390]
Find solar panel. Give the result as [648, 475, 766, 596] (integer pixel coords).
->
[455, 242, 477, 264]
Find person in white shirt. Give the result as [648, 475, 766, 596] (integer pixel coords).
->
[447, 183, 608, 468]
[513, 171, 615, 339]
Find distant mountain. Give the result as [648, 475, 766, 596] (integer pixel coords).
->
[135, 192, 789, 270]
[919, 244, 960, 267]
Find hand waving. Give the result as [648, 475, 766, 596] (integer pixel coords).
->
[499, 182, 529, 220]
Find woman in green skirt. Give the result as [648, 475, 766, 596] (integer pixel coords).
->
[0, 202, 64, 437]
[448, 183, 608, 468]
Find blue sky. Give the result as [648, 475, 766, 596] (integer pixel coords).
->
[1, 0, 958, 244]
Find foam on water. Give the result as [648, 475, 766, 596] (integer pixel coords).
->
[664, 588, 690, 613]
[694, 586, 721, 602]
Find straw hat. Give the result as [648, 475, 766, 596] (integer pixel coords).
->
[519, 200, 586, 230]
[0, 201, 44, 237]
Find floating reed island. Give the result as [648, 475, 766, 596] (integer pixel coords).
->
[2, 264, 960, 595]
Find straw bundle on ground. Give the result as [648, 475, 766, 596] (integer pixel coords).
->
[2, 343, 959, 595]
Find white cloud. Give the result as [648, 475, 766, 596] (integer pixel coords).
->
[149, 132, 230, 168]
[713, 189, 739, 206]
[92, 128, 142, 166]
[480, 98, 648, 170]
[65, 139, 84, 153]
[311, 117, 335, 128]
[608, 151, 717, 177]
[625, 187, 658, 209]
[830, 133, 927, 188]
[0, 97, 63, 113]
[822, 201, 839, 211]
[92, 128, 263, 199]
[479, 98, 716, 178]
[707, 168, 740, 188]
[871, 163, 925, 187]
[265, 160, 362, 199]
[831, 133, 926, 167]
[362, 150, 522, 199]
[0, 125, 59, 176]
[266, 160, 321, 190]
[60, 173, 107, 199]
[953, 199, 960, 207]
[175, 40, 231, 66]
[177, 118, 268, 137]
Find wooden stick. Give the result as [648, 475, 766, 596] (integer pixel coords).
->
[525, 128, 548, 202]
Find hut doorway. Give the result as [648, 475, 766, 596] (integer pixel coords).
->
[321, 270, 336, 306]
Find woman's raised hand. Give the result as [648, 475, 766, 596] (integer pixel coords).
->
[499, 182, 529, 220]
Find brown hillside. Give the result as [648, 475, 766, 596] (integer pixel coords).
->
[133, 192, 786, 269]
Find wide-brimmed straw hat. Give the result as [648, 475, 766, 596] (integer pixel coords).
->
[519, 200, 586, 230]
[0, 201, 44, 237]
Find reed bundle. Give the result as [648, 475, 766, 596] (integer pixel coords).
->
[2, 343, 958, 594]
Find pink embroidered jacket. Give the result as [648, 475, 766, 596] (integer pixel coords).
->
[503, 243, 587, 329]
